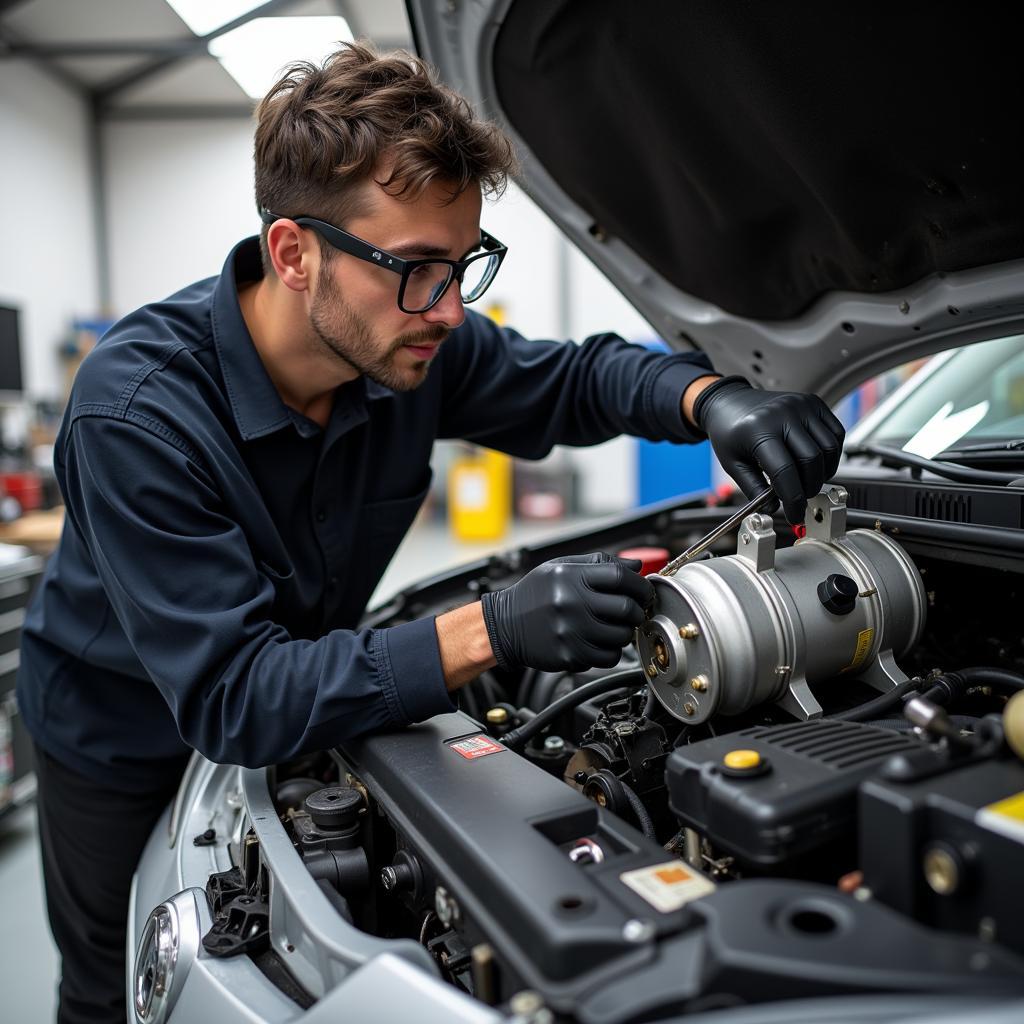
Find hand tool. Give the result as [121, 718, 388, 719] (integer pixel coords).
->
[658, 488, 776, 577]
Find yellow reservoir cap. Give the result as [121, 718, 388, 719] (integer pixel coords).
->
[485, 707, 509, 725]
[723, 749, 762, 770]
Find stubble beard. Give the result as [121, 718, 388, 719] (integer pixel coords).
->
[309, 266, 448, 392]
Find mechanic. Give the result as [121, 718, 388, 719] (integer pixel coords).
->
[16, 44, 844, 1024]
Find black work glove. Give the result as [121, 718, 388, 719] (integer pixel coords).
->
[480, 553, 654, 673]
[694, 375, 846, 524]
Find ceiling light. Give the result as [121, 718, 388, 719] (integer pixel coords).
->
[208, 16, 354, 100]
[164, 0, 264, 38]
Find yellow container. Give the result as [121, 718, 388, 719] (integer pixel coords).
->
[448, 447, 511, 541]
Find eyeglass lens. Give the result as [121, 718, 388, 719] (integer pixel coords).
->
[402, 253, 500, 312]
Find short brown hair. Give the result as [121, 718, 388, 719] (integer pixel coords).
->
[253, 42, 517, 273]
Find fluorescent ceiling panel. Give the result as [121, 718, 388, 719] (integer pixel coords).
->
[164, 0, 264, 38]
[208, 16, 354, 99]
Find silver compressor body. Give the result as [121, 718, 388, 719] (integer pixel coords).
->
[634, 486, 926, 724]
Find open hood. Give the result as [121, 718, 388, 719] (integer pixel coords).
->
[407, 0, 1024, 399]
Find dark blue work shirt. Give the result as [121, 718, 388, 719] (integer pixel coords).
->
[17, 237, 713, 789]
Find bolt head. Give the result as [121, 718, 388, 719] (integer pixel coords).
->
[690, 674, 708, 692]
[509, 991, 545, 1015]
[653, 638, 669, 667]
[923, 845, 961, 895]
[683, 701, 696, 716]
[434, 886, 458, 926]
[678, 623, 699, 639]
[622, 918, 655, 943]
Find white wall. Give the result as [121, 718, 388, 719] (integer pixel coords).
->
[0, 60, 99, 402]
[103, 118, 258, 314]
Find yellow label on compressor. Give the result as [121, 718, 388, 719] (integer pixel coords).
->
[840, 627, 875, 673]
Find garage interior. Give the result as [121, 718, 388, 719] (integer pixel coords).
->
[0, 2, 949, 1021]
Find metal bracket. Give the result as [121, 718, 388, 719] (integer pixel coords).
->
[735, 513, 776, 572]
[775, 677, 824, 720]
[804, 486, 849, 542]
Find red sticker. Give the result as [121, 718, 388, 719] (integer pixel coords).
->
[448, 735, 505, 759]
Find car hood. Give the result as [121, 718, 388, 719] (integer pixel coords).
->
[406, 0, 1024, 400]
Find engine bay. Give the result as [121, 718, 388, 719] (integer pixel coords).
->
[200, 486, 1024, 1021]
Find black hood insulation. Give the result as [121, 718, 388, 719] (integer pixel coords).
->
[493, 0, 1024, 321]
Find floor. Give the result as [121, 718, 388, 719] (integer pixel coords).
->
[0, 512, 596, 1023]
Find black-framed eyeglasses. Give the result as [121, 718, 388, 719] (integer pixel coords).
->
[259, 208, 507, 314]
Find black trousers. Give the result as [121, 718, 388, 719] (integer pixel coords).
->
[34, 745, 184, 1024]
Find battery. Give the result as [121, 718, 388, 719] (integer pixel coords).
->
[860, 755, 1024, 955]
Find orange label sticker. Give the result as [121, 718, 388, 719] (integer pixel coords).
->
[654, 866, 692, 885]
[620, 860, 715, 913]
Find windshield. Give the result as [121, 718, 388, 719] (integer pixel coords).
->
[853, 333, 1024, 457]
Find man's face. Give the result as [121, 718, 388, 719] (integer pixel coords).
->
[308, 179, 483, 392]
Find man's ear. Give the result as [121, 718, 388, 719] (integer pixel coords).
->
[266, 220, 316, 293]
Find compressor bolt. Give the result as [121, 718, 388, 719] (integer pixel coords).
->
[653, 638, 669, 668]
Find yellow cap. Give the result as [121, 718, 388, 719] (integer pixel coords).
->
[1004, 691, 1024, 762]
[485, 707, 509, 725]
[723, 749, 761, 770]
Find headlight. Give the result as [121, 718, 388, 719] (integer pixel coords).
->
[133, 890, 200, 1023]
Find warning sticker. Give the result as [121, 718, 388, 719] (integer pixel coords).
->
[619, 861, 716, 913]
[841, 627, 875, 673]
[977, 790, 1024, 843]
[448, 735, 505, 760]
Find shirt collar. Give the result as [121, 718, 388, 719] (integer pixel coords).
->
[211, 237, 397, 442]
[211, 237, 294, 441]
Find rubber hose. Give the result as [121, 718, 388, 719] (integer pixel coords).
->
[501, 669, 645, 750]
[643, 688, 659, 719]
[915, 667, 1024, 711]
[621, 779, 657, 840]
[955, 667, 1024, 693]
[830, 676, 925, 722]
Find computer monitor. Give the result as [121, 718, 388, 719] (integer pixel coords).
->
[0, 306, 24, 397]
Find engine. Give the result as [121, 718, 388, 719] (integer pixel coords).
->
[210, 486, 1024, 1021]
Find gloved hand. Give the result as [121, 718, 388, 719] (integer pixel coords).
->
[480, 553, 653, 672]
[694, 375, 846, 524]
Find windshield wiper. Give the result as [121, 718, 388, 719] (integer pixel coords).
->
[934, 439, 1024, 465]
[844, 442, 1024, 485]
[941, 439, 1024, 453]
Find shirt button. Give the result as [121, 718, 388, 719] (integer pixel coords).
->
[316, 510, 326, 523]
